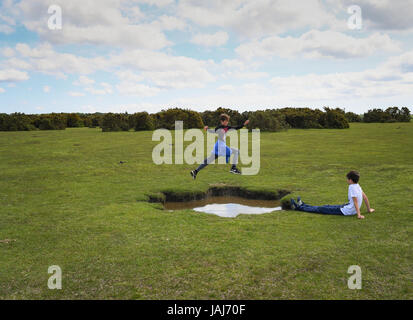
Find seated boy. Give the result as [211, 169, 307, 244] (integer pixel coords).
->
[290, 171, 374, 219]
[190, 113, 249, 180]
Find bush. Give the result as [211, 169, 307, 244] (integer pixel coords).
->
[0, 113, 36, 131]
[246, 109, 289, 132]
[386, 107, 411, 122]
[0, 113, 9, 131]
[66, 113, 82, 127]
[278, 108, 324, 129]
[130, 112, 155, 131]
[154, 108, 204, 129]
[34, 114, 67, 130]
[201, 108, 245, 127]
[88, 114, 103, 128]
[363, 107, 410, 123]
[345, 112, 362, 122]
[320, 108, 349, 129]
[101, 113, 130, 132]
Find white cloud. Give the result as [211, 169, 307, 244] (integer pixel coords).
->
[116, 70, 144, 82]
[268, 50, 413, 101]
[111, 49, 216, 89]
[15, 0, 173, 49]
[116, 82, 161, 96]
[73, 76, 96, 86]
[191, 31, 229, 47]
[85, 82, 113, 95]
[43, 85, 51, 93]
[218, 85, 235, 92]
[0, 68, 29, 82]
[0, 24, 14, 34]
[236, 30, 401, 60]
[8, 43, 216, 90]
[152, 15, 186, 31]
[5, 57, 32, 70]
[339, 0, 413, 31]
[2, 47, 15, 57]
[178, 0, 340, 38]
[142, 69, 214, 89]
[134, 0, 174, 7]
[12, 43, 108, 77]
[69, 91, 86, 97]
[85, 88, 108, 95]
[0, 11, 16, 26]
[220, 59, 246, 70]
[224, 71, 269, 80]
[101, 82, 113, 93]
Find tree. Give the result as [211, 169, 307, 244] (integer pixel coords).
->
[201, 108, 245, 127]
[66, 113, 82, 127]
[0, 113, 36, 131]
[320, 108, 349, 129]
[363, 107, 410, 123]
[130, 112, 155, 131]
[101, 113, 130, 132]
[278, 108, 324, 129]
[345, 112, 362, 122]
[154, 108, 204, 129]
[246, 109, 289, 131]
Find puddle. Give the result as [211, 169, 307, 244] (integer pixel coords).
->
[164, 196, 281, 218]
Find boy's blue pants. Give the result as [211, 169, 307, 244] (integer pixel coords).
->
[195, 143, 239, 172]
[297, 204, 346, 215]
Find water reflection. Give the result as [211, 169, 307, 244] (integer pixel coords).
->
[164, 196, 281, 218]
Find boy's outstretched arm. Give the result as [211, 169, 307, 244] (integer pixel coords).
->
[353, 197, 365, 219]
[229, 120, 250, 130]
[362, 192, 375, 213]
[204, 126, 217, 134]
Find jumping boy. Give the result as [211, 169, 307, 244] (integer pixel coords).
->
[190, 114, 249, 180]
[290, 171, 374, 219]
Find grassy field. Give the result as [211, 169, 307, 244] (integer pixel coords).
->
[0, 122, 412, 299]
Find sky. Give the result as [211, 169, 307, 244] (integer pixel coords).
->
[0, 0, 413, 114]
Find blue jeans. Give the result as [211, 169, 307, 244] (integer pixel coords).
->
[297, 203, 347, 215]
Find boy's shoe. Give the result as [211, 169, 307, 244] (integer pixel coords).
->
[190, 170, 197, 180]
[230, 167, 241, 174]
[297, 196, 303, 207]
[290, 198, 298, 210]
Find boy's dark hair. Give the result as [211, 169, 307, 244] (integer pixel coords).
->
[346, 171, 360, 183]
[220, 113, 230, 122]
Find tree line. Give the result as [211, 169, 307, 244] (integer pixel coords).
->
[0, 106, 410, 132]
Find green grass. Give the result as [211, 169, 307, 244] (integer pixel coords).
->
[0, 123, 412, 299]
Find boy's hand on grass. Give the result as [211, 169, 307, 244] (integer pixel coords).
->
[368, 208, 375, 213]
[357, 215, 365, 219]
